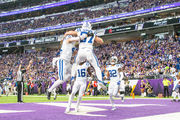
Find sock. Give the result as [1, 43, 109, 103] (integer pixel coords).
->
[95, 66, 102, 81]
[173, 91, 177, 100]
[48, 80, 64, 92]
[109, 95, 115, 108]
[121, 94, 124, 100]
[67, 93, 75, 109]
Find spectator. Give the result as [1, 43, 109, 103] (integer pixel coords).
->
[140, 80, 146, 97]
[162, 77, 171, 98]
[37, 81, 42, 95]
[93, 80, 98, 96]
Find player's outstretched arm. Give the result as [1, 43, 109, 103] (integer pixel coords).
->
[95, 36, 104, 44]
[104, 67, 110, 79]
[64, 31, 78, 37]
[67, 34, 88, 43]
[26, 60, 33, 71]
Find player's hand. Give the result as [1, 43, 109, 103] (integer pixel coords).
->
[117, 81, 121, 85]
[29, 60, 33, 64]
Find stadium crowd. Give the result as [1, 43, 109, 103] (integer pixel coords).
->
[0, 34, 180, 95]
[0, 0, 68, 12]
[0, 0, 179, 34]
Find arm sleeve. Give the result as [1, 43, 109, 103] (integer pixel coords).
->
[68, 34, 88, 42]
[71, 64, 77, 77]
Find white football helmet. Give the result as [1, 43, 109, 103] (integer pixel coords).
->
[110, 56, 118, 65]
[82, 21, 92, 30]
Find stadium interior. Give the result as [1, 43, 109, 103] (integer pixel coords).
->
[0, 0, 180, 119]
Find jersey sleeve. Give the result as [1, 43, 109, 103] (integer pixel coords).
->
[71, 64, 77, 77]
[75, 28, 81, 36]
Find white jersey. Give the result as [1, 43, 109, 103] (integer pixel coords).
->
[74, 62, 90, 82]
[106, 64, 124, 82]
[76, 28, 96, 50]
[60, 35, 76, 61]
[173, 77, 180, 90]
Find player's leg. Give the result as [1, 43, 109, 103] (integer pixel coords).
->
[48, 59, 65, 99]
[113, 83, 120, 97]
[109, 82, 116, 110]
[120, 81, 125, 102]
[89, 52, 102, 81]
[75, 50, 86, 65]
[53, 88, 57, 100]
[76, 81, 86, 112]
[65, 81, 80, 113]
[178, 87, 180, 102]
[87, 51, 106, 90]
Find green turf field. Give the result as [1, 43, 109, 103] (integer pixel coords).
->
[0, 95, 110, 103]
[0, 94, 171, 104]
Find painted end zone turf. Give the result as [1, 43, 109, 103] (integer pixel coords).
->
[0, 99, 180, 120]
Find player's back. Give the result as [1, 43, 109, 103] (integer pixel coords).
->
[76, 62, 90, 82]
[106, 64, 121, 82]
[76, 28, 96, 50]
[60, 35, 75, 61]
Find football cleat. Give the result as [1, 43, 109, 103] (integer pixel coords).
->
[75, 107, 79, 112]
[65, 107, 70, 113]
[111, 107, 117, 111]
[54, 94, 57, 100]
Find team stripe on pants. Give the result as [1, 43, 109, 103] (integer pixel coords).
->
[59, 59, 64, 80]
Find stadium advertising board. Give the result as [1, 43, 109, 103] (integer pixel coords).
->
[105, 25, 135, 34]
[143, 18, 180, 28]
[0, 43, 4, 48]
[0, 2, 180, 38]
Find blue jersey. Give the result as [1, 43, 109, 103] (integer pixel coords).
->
[76, 28, 97, 50]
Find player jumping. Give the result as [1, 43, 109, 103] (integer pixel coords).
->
[65, 21, 106, 90]
[47, 32, 91, 100]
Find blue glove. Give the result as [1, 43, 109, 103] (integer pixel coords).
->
[117, 81, 121, 85]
